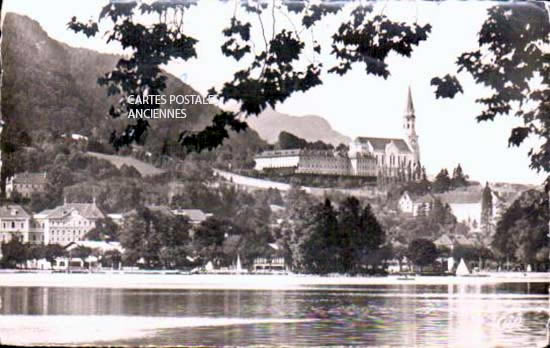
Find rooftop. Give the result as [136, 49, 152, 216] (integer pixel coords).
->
[172, 209, 211, 223]
[436, 191, 481, 204]
[8, 172, 47, 185]
[0, 205, 31, 219]
[355, 137, 412, 153]
[38, 202, 104, 220]
[255, 149, 302, 158]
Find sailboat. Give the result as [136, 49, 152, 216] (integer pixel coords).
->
[233, 254, 247, 274]
[455, 258, 470, 276]
[236, 254, 242, 273]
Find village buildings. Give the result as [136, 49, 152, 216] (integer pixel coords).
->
[5, 172, 47, 198]
[398, 191, 436, 217]
[254, 87, 422, 181]
[0, 205, 43, 244]
[172, 208, 212, 225]
[34, 199, 105, 245]
[398, 184, 512, 233]
[0, 200, 105, 246]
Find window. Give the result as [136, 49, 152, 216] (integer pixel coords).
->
[11, 222, 15, 229]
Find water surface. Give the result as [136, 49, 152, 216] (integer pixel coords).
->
[0, 282, 548, 347]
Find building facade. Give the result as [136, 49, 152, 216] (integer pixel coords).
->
[35, 199, 105, 245]
[398, 191, 436, 217]
[6, 172, 47, 198]
[0, 205, 43, 244]
[254, 87, 421, 180]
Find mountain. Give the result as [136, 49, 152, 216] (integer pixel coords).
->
[1, 13, 265, 156]
[247, 108, 351, 146]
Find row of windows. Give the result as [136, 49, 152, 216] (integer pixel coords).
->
[2, 222, 25, 229]
[301, 164, 349, 170]
[51, 237, 82, 243]
[51, 230, 87, 236]
[51, 220, 92, 226]
[2, 221, 94, 230]
[1, 233, 43, 242]
[375, 154, 412, 166]
[12, 184, 44, 190]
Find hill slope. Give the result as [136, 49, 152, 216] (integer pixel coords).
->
[1, 13, 266, 157]
[87, 152, 165, 177]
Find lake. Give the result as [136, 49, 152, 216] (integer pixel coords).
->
[0, 280, 549, 347]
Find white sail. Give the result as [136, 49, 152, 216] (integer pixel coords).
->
[236, 254, 242, 272]
[455, 258, 470, 276]
[205, 261, 214, 272]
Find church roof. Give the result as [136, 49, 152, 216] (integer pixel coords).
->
[355, 137, 412, 153]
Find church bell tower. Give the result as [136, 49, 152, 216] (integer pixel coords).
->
[403, 86, 420, 164]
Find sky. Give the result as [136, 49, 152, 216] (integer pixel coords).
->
[3, 0, 548, 185]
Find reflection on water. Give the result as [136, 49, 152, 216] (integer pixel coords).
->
[0, 282, 548, 347]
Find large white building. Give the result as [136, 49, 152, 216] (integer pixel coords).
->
[0, 205, 43, 244]
[254, 87, 422, 180]
[34, 199, 105, 245]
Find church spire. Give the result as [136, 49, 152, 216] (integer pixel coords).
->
[403, 86, 420, 165]
[403, 86, 417, 135]
[405, 85, 415, 117]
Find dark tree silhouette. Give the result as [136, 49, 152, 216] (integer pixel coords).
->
[65, 1, 431, 153]
[492, 189, 549, 266]
[432, 3, 550, 188]
[432, 168, 451, 193]
[407, 238, 438, 272]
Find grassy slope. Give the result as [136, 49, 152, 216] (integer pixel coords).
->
[87, 152, 165, 177]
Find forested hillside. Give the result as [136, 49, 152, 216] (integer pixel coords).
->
[1, 13, 267, 177]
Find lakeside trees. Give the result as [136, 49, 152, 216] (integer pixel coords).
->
[0, 2, 547, 273]
[298, 197, 386, 275]
[407, 239, 438, 272]
[118, 206, 192, 268]
[0, 237, 67, 269]
[492, 189, 549, 270]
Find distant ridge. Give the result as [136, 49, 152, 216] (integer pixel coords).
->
[1, 12, 266, 155]
[247, 108, 351, 146]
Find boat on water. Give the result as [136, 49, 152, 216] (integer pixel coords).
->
[231, 254, 248, 274]
[455, 258, 470, 276]
[455, 258, 490, 277]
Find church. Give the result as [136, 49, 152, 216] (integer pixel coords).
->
[254, 87, 422, 180]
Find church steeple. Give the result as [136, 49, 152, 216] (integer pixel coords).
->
[403, 86, 420, 164]
[403, 86, 417, 136]
[404, 86, 415, 117]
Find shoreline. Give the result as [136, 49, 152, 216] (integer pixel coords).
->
[0, 272, 548, 290]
